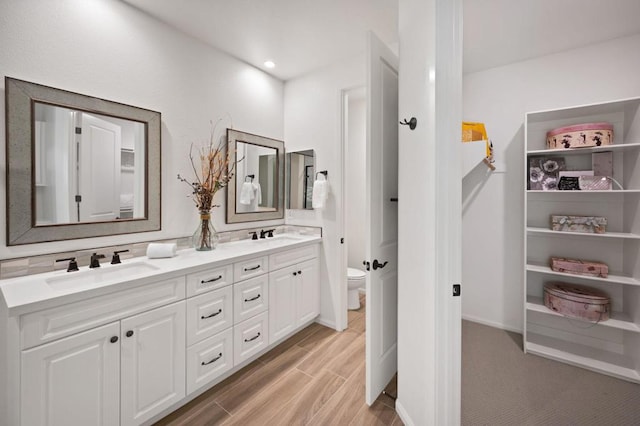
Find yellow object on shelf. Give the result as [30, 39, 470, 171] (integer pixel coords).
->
[462, 122, 488, 142]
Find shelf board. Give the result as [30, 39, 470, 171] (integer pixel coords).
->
[527, 189, 640, 194]
[526, 296, 640, 333]
[526, 227, 640, 240]
[525, 333, 640, 383]
[527, 142, 640, 156]
[526, 262, 640, 286]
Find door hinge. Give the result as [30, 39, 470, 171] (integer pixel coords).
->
[340, 238, 344, 244]
[363, 260, 370, 271]
[453, 284, 461, 297]
[75, 127, 82, 134]
[75, 195, 82, 203]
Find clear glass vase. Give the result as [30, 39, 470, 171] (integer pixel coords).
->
[192, 211, 219, 251]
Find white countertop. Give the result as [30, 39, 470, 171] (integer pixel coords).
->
[0, 234, 322, 316]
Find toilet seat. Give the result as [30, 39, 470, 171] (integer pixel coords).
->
[347, 267, 366, 280]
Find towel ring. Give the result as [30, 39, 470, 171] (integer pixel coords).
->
[245, 174, 255, 182]
[315, 170, 328, 179]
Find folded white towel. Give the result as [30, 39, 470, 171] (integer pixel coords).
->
[312, 174, 329, 209]
[239, 182, 254, 205]
[146, 243, 177, 259]
[119, 193, 134, 208]
[252, 182, 262, 205]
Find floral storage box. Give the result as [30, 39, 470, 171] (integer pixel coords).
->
[543, 282, 610, 322]
[529, 157, 566, 190]
[551, 215, 607, 234]
[550, 257, 609, 278]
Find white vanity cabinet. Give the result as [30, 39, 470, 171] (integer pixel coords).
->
[1, 235, 322, 426]
[21, 300, 186, 426]
[269, 246, 319, 345]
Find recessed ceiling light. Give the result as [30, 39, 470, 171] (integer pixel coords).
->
[264, 60, 276, 69]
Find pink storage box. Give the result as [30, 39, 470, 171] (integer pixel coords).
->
[550, 257, 608, 278]
[546, 122, 613, 149]
[544, 282, 610, 322]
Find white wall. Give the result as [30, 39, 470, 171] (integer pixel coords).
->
[462, 33, 640, 332]
[0, 0, 284, 260]
[284, 55, 365, 329]
[346, 95, 366, 270]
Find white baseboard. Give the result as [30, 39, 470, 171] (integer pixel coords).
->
[395, 399, 414, 426]
[315, 316, 338, 331]
[462, 314, 522, 334]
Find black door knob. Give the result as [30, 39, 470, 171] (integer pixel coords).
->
[126, 330, 134, 337]
[110, 336, 118, 343]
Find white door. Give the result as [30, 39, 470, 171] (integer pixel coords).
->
[269, 266, 297, 343]
[365, 31, 399, 405]
[21, 322, 120, 426]
[121, 301, 186, 426]
[79, 113, 121, 222]
[295, 258, 320, 325]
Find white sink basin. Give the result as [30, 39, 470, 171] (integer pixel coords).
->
[46, 262, 160, 291]
[250, 235, 304, 245]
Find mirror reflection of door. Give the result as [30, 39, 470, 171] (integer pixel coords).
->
[33, 103, 146, 225]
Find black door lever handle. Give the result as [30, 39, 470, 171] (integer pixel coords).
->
[372, 259, 388, 270]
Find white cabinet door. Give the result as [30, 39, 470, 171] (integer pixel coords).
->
[120, 301, 186, 426]
[295, 258, 319, 326]
[269, 265, 297, 344]
[21, 322, 120, 426]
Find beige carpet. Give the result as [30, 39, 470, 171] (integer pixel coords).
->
[462, 320, 640, 425]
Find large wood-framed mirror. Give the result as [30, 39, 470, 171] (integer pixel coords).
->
[226, 129, 284, 223]
[5, 77, 161, 245]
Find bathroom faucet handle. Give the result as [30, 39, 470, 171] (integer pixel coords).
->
[56, 257, 79, 272]
[249, 231, 258, 240]
[111, 249, 129, 264]
[90, 252, 106, 268]
[266, 229, 275, 238]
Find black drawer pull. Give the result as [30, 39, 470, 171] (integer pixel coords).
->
[110, 336, 118, 344]
[244, 294, 261, 302]
[201, 275, 223, 284]
[201, 352, 223, 366]
[244, 332, 261, 342]
[126, 330, 134, 338]
[243, 265, 261, 271]
[201, 308, 222, 319]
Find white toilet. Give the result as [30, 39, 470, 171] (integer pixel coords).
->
[347, 267, 366, 310]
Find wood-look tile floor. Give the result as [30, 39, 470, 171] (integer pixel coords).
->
[156, 293, 403, 425]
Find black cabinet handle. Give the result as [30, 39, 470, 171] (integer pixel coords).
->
[110, 336, 118, 343]
[244, 332, 261, 342]
[298, 270, 302, 274]
[372, 259, 388, 270]
[244, 294, 261, 302]
[201, 352, 223, 366]
[126, 330, 134, 338]
[201, 308, 222, 319]
[293, 272, 297, 276]
[201, 275, 222, 284]
[243, 265, 261, 271]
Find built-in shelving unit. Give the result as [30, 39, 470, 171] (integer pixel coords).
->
[524, 97, 640, 383]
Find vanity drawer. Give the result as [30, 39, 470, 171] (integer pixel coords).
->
[21, 276, 186, 350]
[186, 264, 233, 297]
[186, 286, 233, 346]
[186, 328, 233, 395]
[233, 311, 269, 365]
[234, 256, 268, 282]
[269, 244, 318, 271]
[233, 275, 269, 324]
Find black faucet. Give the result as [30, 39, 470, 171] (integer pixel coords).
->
[56, 257, 78, 272]
[90, 253, 106, 268]
[259, 229, 267, 239]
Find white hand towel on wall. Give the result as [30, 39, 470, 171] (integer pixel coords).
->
[312, 174, 329, 209]
[239, 182, 254, 205]
[252, 182, 262, 205]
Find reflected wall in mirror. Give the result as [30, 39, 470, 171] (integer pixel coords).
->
[5, 77, 161, 245]
[286, 150, 315, 210]
[226, 129, 284, 223]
